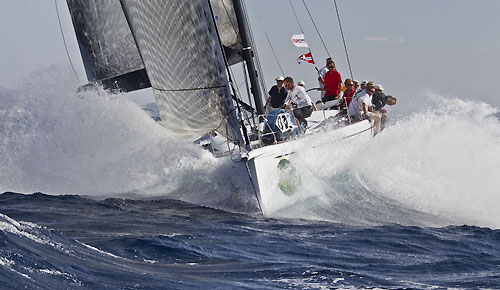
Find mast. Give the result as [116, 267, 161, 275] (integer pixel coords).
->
[232, 0, 264, 115]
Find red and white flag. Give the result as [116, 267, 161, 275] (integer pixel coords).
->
[297, 52, 315, 64]
[291, 34, 309, 48]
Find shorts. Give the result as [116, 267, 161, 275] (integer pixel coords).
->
[321, 94, 337, 103]
[292, 106, 313, 121]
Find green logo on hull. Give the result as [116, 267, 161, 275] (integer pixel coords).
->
[277, 159, 302, 196]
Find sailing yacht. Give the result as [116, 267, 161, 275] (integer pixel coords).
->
[65, 0, 373, 214]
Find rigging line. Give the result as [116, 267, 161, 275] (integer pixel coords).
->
[229, 64, 256, 128]
[208, 0, 251, 146]
[264, 31, 285, 76]
[214, 1, 253, 99]
[289, 0, 305, 34]
[54, 0, 81, 83]
[249, 0, 285, 76]
[301, 0, 331, 58]
[229, 66, 243, 97]
[242, 0, 267, 96]
[310, 125, 374, 149]
[241, 61, 257, 128]
[333, 0, 353, 80]
[289, 1, 319, 72]
[240, 62, 254, 108]
[219, 0, 239, 39]
[222, 14, 257, 130]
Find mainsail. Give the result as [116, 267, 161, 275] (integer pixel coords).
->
[66, 0, 245, 142]
[66, 0, 150, 91]
[209, 0, 243, 66]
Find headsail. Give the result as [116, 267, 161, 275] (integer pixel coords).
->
[67, 0, 243, 143]
[119, 0, 242, 141]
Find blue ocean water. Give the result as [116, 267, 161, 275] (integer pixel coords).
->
[1, 192, 500, 290]
[2, 71, 500, 289]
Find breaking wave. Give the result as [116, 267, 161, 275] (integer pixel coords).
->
[271, 92, 500, 228]
[1, 66, 499, 228]
[0, 66, 256, 211]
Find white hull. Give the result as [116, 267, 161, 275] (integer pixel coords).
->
[246, 112, 373, 214]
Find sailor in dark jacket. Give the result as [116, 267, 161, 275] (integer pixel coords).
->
[264, 76, 288, 114]
[372, 84, 397, 130]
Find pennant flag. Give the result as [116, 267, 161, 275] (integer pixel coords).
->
[297, 52, 315, 64]
[291, 34, 309, 48]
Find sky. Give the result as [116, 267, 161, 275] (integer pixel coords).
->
[1, 0, 499, 108]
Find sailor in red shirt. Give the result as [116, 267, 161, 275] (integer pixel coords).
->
[340, 78, 356, 111]
[322, 60, 342, 103]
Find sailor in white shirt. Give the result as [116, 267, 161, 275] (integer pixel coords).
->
[348, 88, 372, 119]
[348, 82, 382, 135]
[283, 76, 316, 129]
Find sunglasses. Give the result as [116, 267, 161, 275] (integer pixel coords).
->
[346, 84, 353, 87]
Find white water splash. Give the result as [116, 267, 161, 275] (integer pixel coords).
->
[271, 91, 500, 228]
[0, 67, 220, 196]
[2, 67, 500, 227]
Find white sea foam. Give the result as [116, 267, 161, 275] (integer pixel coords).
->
[271, 91, 500, 228]
[0, 66, 220, 198]
[1, 67, 499, 227]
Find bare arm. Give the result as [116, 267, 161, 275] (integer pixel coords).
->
[362, 103, 369, 117]
[264, 95, 271, 107]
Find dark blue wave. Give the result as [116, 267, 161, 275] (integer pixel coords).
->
[1, 192, 500, 289]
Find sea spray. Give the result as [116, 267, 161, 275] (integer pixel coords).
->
[269, 92, 500, 228]
[358, 95, 500, 228]
[0, 66, 258, 213]
[2, 68, 500, 227]
[0, 66, 217, 197]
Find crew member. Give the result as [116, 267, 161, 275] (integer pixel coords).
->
[322, 60, 342, 103]
[372, 85, 397, 131]
[348, 82, 382, 135]
[283, 76, 316, 130]
[264, 76, 288, 114]
[317, 57, 332, 99]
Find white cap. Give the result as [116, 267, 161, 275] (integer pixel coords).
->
[375, 84, 384, 91]
[361, 80, 367, 85]
[275, 76, 284, 81]
[298, 80, 305, 86]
